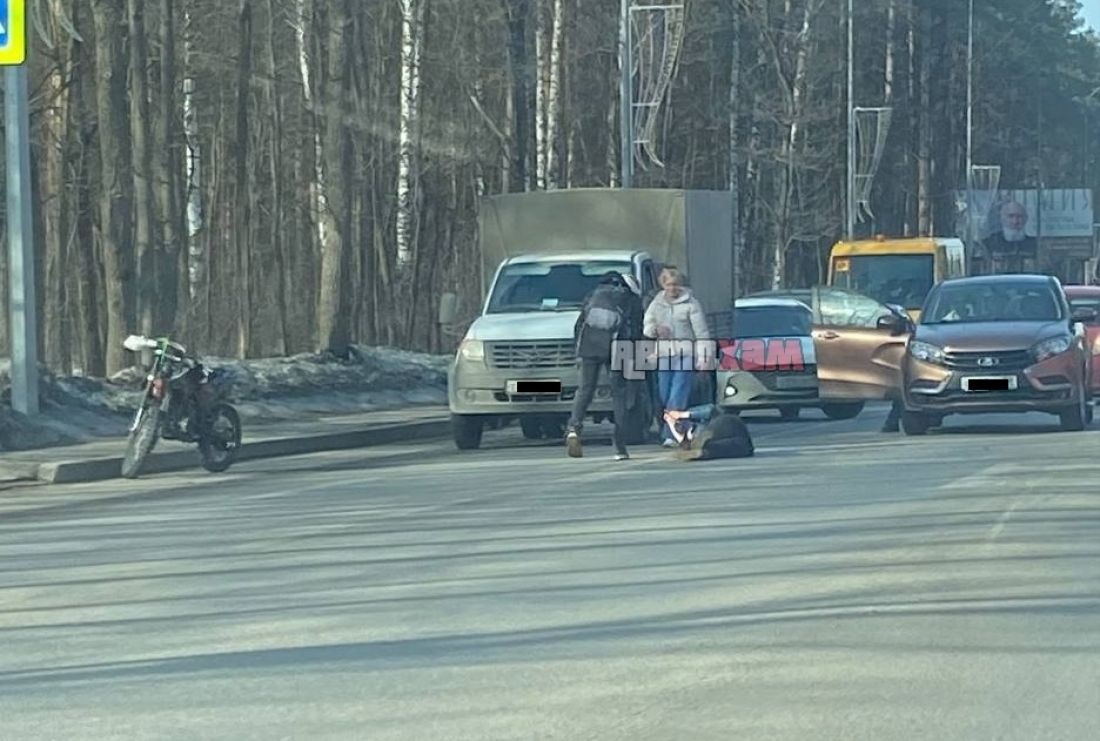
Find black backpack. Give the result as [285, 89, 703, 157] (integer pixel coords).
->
[576, 285, 626, 356]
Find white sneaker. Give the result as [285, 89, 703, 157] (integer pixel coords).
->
[566, 430, 583, 458]
[614, 452, 629, 461]
[662, 439, 678, 449]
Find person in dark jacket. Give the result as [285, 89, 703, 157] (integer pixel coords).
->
[566, 271, 644, 460]
[664, 404, 755, 461]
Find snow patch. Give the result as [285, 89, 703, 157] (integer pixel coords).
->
[0, 346, 450, 451]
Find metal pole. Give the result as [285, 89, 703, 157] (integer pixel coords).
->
[846, 0, 855, 239]
[966, 0, 975, 271]
[6, 65, 38, 415]
[966, 0, 973, 184]
[619, 0, 634, 188]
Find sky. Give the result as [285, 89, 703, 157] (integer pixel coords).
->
[1082, 0, 1100, 32]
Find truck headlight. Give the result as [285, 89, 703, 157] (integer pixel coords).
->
[909, 341, 944, 364]
[458, 339, 485, 363]
[1032, 336, 1072, 362]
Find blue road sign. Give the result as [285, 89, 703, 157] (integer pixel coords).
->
[0, 0, 26, 66]
[0, 1, 9, 49]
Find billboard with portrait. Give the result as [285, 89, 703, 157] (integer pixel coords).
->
[962, 188, 1093, 240]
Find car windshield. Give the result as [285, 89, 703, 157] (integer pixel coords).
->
[922, 282, 1063, 323]
[733, 306, 812, 338]
[486, 260, 633, 313]
[831, 254, 935, 310]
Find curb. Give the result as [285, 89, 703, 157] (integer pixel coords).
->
[3, 417, 451, 485]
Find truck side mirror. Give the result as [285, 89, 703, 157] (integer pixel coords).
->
[439, 292, 458, 325]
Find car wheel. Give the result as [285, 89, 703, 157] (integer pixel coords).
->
[780, 407, 801, 421]
[821, 402, 864, 420]
[453, 414, 484, 449]
[901, 411, 930, 436]
[1059, 390, 1088, 432]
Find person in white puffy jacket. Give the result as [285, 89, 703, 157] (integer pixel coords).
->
[643, 267, 710, 445]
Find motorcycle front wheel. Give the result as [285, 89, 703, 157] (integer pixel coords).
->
[121, 405, 162, 479]
[199, 403, 242, 473]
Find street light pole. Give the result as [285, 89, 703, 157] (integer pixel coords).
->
[5, 64, 38, 416]
[619, 0, 634, 188]
[846, 0, 855, 240]
[966, 0, 975, 271]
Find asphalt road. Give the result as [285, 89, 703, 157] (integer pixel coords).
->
[2, 404, 1100, 740]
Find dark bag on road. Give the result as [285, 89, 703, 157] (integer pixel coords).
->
[677, 412, 755, 461]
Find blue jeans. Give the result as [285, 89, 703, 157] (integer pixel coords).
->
[658, 370, 694, 440]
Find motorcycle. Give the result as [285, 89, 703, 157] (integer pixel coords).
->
[120, 334, 243, 479]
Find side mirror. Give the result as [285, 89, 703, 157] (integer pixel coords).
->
[439, 292, 458, 325]
[1072, 306, 1098, 324]
[876, 313, 907, 335]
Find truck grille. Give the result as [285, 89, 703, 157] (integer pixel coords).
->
[942, 349, 1033, 372]
[488, 341, 575, 369]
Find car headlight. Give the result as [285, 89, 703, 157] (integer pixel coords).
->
[908, 340, 945, 364]
[458, 339, 485, 363]
[1032, 336, 1072, 362]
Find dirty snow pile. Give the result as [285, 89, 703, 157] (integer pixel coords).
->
[0, 346, 450, 451]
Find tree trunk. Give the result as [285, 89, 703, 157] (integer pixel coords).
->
[315, 0, 354, 354]
[91, 0, 135, 375]
[128, 0, 158, 347]
[157, 0, 182, 335]
[396, 0, 426, 269]
[772, 1, 812, 291]
[917, 2, 932, 236]
[534, 0, 547, 189]
[182, 0, 205, 307]
[296, 0, 327, 262]
[885, 0, 895, 105]
[233, 0, 254, 357]
[43, 25, 71, 373]
[266, 0, 290, 355]
[545, 0, 564, 189]
[506, 0, 530, 191]
[729, 0, 742, 299]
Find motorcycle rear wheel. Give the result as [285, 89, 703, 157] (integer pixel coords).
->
[121, 406, 162, 479]
[199, 403, 242, 473]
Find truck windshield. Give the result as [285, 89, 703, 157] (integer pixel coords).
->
[830, 254, 934, 310]
[486, 260, 633, 313]
[732, 306, 812, 338]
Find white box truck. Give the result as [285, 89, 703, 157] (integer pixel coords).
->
[439, 188, 734, 450]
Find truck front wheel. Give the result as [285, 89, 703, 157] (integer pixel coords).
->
[452, 414, 484, 450]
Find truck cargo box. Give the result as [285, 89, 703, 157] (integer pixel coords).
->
[476, 188, 734, 313]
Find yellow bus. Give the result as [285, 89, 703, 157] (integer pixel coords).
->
[826, 236, 967, 321]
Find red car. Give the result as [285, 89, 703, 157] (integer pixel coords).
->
[1063, 285, 1100, 395]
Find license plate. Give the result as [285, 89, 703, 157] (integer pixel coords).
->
[962, 376, 1017, 392]
[774, 375, 816, 389]
[507, 380, 562, 394]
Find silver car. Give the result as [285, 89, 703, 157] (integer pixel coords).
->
[716, 296, 864, 420]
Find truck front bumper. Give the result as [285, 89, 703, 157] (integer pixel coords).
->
[448, 360, 618, 416]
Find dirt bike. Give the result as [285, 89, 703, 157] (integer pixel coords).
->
[120, 334, 243, 479]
